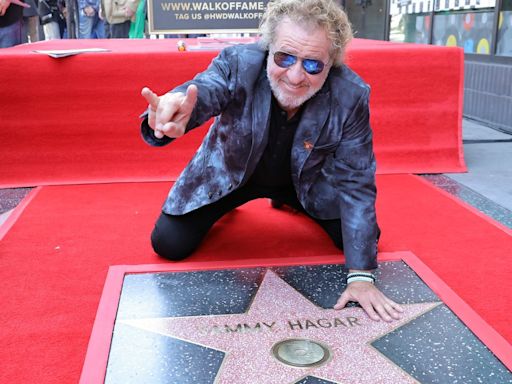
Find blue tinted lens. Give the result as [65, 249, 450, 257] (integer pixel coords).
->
[273, 51, 324, 75]
[302, 59, 324, 75]
[274, 51, 297, 68]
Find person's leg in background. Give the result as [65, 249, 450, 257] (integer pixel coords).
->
[77, 8, 93, 38]
[91, 13, 104, 38]
[38, 0, 61, 40]
[22, 0, 39, 43]
[103, 20, 110, 38]
[42, 19, 60, 39]
[109, 19, 130, 38]
[0, 19, 23, 48]
[24, 15, 39, 41]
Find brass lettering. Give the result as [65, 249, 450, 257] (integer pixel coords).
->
[333, 318, 347, 327]
[347, 317, 361, 327]
[243, 323, 260, 332]
[263, 322, 275, 330]
[201, 316, 361, 337]
[317, 318, 332, 328]
[225, 324, 243, 333]
[288, 320, 303, 330]
[225, 323, 267, 333]
[202, 322, 279, 335]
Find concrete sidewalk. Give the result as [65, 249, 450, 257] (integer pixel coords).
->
[451, 119, 512, 212]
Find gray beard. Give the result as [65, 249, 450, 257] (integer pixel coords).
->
[266, 59, 320, 111]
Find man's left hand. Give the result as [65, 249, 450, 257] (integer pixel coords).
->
[334, 281, 404, 322]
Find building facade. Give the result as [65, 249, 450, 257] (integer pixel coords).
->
[344, 0, 512, 133]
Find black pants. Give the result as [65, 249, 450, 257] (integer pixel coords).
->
[105, 20, 131, 38]
[151, 183, 343, 260]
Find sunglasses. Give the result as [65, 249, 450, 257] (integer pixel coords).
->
[272, 51, 326, 75]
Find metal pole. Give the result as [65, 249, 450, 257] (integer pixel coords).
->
[428, 0, 435, 45]
[491, 0, 503, 55]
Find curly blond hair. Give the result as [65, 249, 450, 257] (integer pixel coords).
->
[259, 0, 353, 66]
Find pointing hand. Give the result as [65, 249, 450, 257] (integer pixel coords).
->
[141, 84, 198, 139]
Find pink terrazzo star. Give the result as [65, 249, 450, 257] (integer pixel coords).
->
[122, 270, 440, 384]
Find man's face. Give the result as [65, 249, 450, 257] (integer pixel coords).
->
[267, 17, 332, 114]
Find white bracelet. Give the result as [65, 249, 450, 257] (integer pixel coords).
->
[347, 272, 376, 285]
[347, 275, 375, 284]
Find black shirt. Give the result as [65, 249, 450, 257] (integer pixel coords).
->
[249, 96, 303, 188]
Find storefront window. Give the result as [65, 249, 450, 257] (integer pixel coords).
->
[432, 11, 495, 54]
[497, 0, 512, 56]
[389, 0, 433, 43]
[387, 0, 511, 57]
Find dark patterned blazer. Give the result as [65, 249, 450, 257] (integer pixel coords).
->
[142, 43, 380, 270]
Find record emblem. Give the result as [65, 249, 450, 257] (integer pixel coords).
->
[271, 338, 331, 368]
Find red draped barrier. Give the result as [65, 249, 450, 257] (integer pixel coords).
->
[0, 38, 465, 187]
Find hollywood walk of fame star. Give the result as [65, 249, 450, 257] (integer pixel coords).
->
[122, 270, 440, 384]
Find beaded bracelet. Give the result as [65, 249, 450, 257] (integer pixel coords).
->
[347, 272, 376, 285]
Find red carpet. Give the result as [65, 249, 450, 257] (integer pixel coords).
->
[0, 174, 510, 383]
[0, 39, 464, 188]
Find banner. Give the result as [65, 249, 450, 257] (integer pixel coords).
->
[148, 0, 269, 34]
